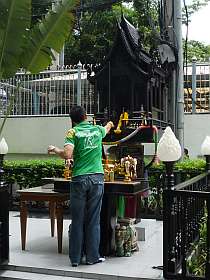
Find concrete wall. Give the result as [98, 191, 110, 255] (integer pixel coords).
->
[1, 114, 209, 160]
[1, 116, 72, 157]
[184, 113, 210, 158]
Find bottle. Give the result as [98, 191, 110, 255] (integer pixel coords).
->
[104, 165, 110, 181]
[109, 167, 115, 182]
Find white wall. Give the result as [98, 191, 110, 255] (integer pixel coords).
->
[1, 114, 209, 159]
[184, 114, 210, 158]
[0, 116, 72, 155]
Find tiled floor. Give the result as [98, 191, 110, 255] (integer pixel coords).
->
[6, 211, 163, 280]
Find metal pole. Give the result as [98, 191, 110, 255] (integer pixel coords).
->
[205, 155, 210, 277]
[162, 160, 176, 276]
[52, 0, 65, 68]
[209, 58, 210, 111]
[192, 58, 197, 114]
[171, 71, 176, 129]
[163, 0, 176, 129]
[77, 61, 82, 106]
[164, 161, 175, 190]
[59, 47, 65, 66]
[174, 0, 184, 151]
[51, 1, 60, 69]
[0, 153, 9, 265]
[108, 61, 111, 119]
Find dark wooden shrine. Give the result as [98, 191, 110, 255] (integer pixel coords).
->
[88, 16, 169, 126]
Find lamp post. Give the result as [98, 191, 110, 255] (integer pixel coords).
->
[158, 127, 182, 274]
[201, 136, 210, 172]
[0, 137, 9, 265]
[201, 137, 210, 277]
[0, 137, 8, 188]
[157, 127, 182, 190]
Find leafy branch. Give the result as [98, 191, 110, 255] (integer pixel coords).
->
[0, 0, 77, 137]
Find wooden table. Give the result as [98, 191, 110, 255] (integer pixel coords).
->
[18, 179, 149, 256]
[17, 186, 69, 253]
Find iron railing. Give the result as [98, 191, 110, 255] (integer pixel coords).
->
[0, 184, 9, 265]
[0, 67, 95, 116]
[184, 62, 210, 113]
[139, 170, 200, 220]
[2, 62, 210, 116]
[163, 172, 210, 279]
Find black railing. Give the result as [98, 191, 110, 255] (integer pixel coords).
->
[0, 184, 9, 265]
[163, 172, 210, 279]
[139, 170, 200, 220]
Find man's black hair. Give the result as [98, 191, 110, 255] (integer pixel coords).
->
[184, 148, 189, 155]
[69, 106, 86, 124]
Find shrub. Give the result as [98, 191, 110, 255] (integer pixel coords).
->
[4, 159, 65, 189]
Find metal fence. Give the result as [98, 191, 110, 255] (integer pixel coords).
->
[184, 62, 210, 113]
[0, 66, 95, 116]
[3, 62, 210, 116]
[139, 170, 200, 221]
[163, 172, 210, 279]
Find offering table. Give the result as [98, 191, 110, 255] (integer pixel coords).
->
[51, 177, 149, 256]
[17, 178, 148, 256]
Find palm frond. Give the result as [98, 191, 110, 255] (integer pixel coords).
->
[21, 0, 77, 73]
[0, 0, 31, 78]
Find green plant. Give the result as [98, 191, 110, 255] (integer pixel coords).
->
[0, 0, 77, 137]
[0, 0, 77, 78]
[175, 159, 206, 172]
[142, 159, 206, 215]
[187, 212, 207, 277]
[4, 159, 65, 189]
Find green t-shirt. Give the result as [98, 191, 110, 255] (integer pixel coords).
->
[64, 121, 106, 177]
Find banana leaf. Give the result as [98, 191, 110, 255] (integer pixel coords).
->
[21, 0, 77, 73]
[0, 0, 31, 79]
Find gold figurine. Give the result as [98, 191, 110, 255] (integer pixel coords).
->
[63, 160, 72, 180]
[114, 111, 129, 134]
[103, 159, 115, 182]
[120, 155, 137, 182]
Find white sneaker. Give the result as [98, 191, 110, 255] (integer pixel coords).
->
[86, 257, 105, 265]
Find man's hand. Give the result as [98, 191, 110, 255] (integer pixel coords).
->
[107, 121, 114, 128]
[48, 144, 73, 159]
[65, 159, 74, 168]
[48, 145, 56, 154]
[104, 121, 114, 134]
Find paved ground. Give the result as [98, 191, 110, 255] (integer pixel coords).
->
[2, 211, 164, 280]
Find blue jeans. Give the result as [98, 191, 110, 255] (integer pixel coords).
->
[69, 173, 104, 264]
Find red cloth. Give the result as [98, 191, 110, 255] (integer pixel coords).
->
[124, 196, 137, 218]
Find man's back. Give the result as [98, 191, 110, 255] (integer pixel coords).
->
[65, 121, 106, 177]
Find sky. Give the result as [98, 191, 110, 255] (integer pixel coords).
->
[183, 2, 210, 45]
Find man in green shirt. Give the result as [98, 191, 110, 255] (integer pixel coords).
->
[48, 106, 113, 267]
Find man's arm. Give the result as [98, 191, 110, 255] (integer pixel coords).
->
[48, 144, 73, 160]
[104, 121, 114, 134]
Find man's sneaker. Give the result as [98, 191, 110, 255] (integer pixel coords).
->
[72, 263, 79, 267]
[86, 257, 105, 265]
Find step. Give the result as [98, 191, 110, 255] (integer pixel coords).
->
[0, 270, 92, 280]
[0, 265, 163, 280]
